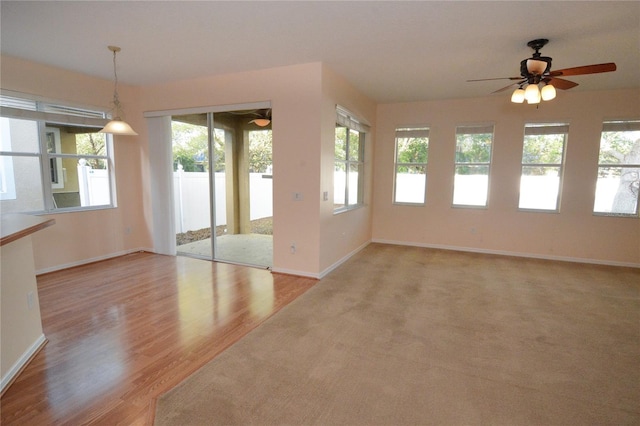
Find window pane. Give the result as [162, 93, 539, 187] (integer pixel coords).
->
[519, 166, 561, 210]
[522, 134, 565, 164]
[348, 129, 360, 161]
[594, 124, 640, 215]
[348, 163, 361, 205]
[395, 165, 426, 204]
[455, 133, 492, 163]
[334, 162, 346, 209]
[335, 126, 347, 161]
[396, 137, 428, 163]
[0, 117, 40, 153]
[77, 132, 107, 156]
[598, 129, 640, 164]
[594, 166, 639, 215]
[53, 158, 112, 208]
[0, 155, 44, 212]
[1, 96, 115, 213]
[453, 165, 489, 206]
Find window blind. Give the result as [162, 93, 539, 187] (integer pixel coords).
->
[602, 120, 640, 132]
[524, 123, 569, 135]
[336, 105, 370, 133]
[0, 94, 108, 127]
[456, 125, 494, 135]
[396, 128, 429, 139]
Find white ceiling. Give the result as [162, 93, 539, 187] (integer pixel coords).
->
[1, 1, 639, 103]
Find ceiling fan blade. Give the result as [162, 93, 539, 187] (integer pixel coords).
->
[492, 81, 522, 94]
[549, 62, 616, 77]
[545, 77, 578, 90]
[467, 76, 522, 82]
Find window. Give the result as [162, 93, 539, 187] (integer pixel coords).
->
[334, 106, 368, 211]
[593, 120, 640, 216]
[518, 123, 568, 211]
[393, 127, 429, 204]
[453, 125, 494, 207]
[0, 94, 115, 213]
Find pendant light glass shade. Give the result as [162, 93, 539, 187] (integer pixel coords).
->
[525, 83, 541, 104]
[526, 59, 548, 75]
[540, 83, 556, 101]
[511, 88, 526, 103]
[99, 46, 137, 136]
[99, 119, 138, 135]
[249, 118, 271, 127]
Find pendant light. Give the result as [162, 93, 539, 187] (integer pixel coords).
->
[99, 46, 138, 136]
[249, 118, 271, 127]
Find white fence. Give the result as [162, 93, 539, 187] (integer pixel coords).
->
[77, 160, 110, 206]
[173, 169, 273, 233]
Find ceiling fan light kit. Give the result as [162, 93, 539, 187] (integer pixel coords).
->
[540, 83, 556, 101]
[468, 38, 616, 106]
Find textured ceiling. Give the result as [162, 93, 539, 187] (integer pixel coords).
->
[1, 1, 639, 103]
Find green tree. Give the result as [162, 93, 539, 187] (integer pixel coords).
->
[455, 133, 492, 175]
[248, 130, 272, 173]
[396, 137, 428, 173]
[521, 134, 564, 175]
[76, 133, 106, 169]
[172, 122, 207, 171]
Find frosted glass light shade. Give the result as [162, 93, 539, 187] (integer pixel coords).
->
[525, 84, 541, 104]
[511, 88, 526, 103]
[250, 118, 271, 127]
[541, 84, 556, 101]
[527, 59, 547, 75]
[99, 119, 138, 135]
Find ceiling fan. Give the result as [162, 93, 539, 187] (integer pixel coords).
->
[468, 38, 617, 104]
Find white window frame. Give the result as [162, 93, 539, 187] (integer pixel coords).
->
[393, 126, 429, 205]
[518, 122, 569, 212]
[334, 105, 369, 213]
[453, 124, 494, 208]
[0, 92, 116, 213]
[593, 120, 640, 217]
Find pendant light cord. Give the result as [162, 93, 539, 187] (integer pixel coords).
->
[110, 47, 123, 119]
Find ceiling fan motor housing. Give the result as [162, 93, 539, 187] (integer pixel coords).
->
[520, 57, 552, 81]
[521, 38, 552, 80]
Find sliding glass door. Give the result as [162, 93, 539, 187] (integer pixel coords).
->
[172, 109, 273, 268]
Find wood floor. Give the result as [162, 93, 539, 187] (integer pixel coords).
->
[0, 252, 317, 425]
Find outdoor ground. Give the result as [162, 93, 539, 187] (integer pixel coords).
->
[176, 217, 273, 245]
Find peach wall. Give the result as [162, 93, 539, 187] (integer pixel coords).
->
[141, 62, 378, 276]
[140, 63, 325, 275]
[319, 65, 377, 274]
[4, 53, 634, 273]
[0, 55, 151, 272]
[373, 89, 640, 266]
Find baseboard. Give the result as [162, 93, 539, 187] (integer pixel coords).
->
[271, 242, 371, 279]
[36, 247, 153, 275]
[318, 241, 371, 279]
[1, 334, 47, 395]
[371, 239, 640, 268]
[270, 268, 320, 279]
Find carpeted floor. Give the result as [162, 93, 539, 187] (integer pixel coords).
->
[154, 244, 640, 425]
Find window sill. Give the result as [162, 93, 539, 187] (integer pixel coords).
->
[333, 204, 365, 215]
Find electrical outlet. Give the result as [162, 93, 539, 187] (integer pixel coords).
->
[323, 191, 329, 201]
[290, 242, 296, 254]
[293, 192, 303, 201]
